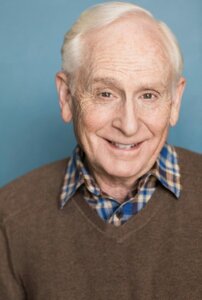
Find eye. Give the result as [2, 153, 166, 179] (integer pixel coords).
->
[142, 93, 156, 100]
[100, 92, 112, 98]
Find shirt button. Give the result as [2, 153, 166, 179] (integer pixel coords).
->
[116, 210, 123, 219]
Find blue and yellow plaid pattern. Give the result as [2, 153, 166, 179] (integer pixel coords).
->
[60, 143, 181, 226]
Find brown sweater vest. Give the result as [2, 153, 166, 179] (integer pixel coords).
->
[0, 147, 202, 300]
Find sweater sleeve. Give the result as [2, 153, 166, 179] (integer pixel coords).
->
[0, 225, 25, 300]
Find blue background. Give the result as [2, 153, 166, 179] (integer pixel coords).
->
[0, 0, 201, 187]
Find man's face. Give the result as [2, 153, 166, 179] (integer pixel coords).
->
[64, 16, 184, 184]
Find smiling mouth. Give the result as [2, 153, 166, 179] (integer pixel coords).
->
[107, 140, 142, 150]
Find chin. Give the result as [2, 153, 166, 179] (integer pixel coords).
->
[101, 159, 143, 181]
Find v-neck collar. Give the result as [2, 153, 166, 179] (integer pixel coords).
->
[71, 183, 176, 243]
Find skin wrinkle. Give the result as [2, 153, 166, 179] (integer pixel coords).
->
[73, 67, 172, 119]
[57, 14, 185, 202]
[72, 70, 95, 114]
[71, 16, 172, 107]
[91, 76, 171, 99]
[82, 13, 172, 76]
[72, 48, 171, 114]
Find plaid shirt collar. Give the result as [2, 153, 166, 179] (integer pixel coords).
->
[60, 143, 181, 209]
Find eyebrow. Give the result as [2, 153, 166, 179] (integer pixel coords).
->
[91, 76, 168, 93]
[92, 77, 122, 88]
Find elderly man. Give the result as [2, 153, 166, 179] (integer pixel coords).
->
[0, 2, 202, 299]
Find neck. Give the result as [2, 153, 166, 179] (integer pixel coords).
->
[92, 172, 136, 203]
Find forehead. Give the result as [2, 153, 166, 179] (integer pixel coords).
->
[83, 15, 171, 85]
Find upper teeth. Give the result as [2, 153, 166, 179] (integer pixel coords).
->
[112, 142, 136, 149]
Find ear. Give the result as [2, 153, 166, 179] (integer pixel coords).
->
[170, 77, 186, 127]
[55, 71, 73, 123]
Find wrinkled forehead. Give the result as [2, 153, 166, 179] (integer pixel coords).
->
[81, 14, 172, 83]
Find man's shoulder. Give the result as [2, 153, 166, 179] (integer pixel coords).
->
[176, 146, 202, 172]
[0, 159, 69, 224]
[175, 146, 202, 191]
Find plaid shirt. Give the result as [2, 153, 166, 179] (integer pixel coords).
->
[60, 143, 181, 226]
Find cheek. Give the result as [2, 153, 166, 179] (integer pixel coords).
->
[141, 104, 171, 134]
[75, 105, 112, 140]
[83, 103, 115, 129]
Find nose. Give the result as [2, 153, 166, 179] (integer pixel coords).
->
[112, 99, 139, 136]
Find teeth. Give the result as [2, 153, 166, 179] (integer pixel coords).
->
[112, 142, 136, 149]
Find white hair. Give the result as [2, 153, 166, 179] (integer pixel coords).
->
[61, 2, 183, 81]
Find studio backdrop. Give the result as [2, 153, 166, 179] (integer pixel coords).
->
[0, 0, 201, 187]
